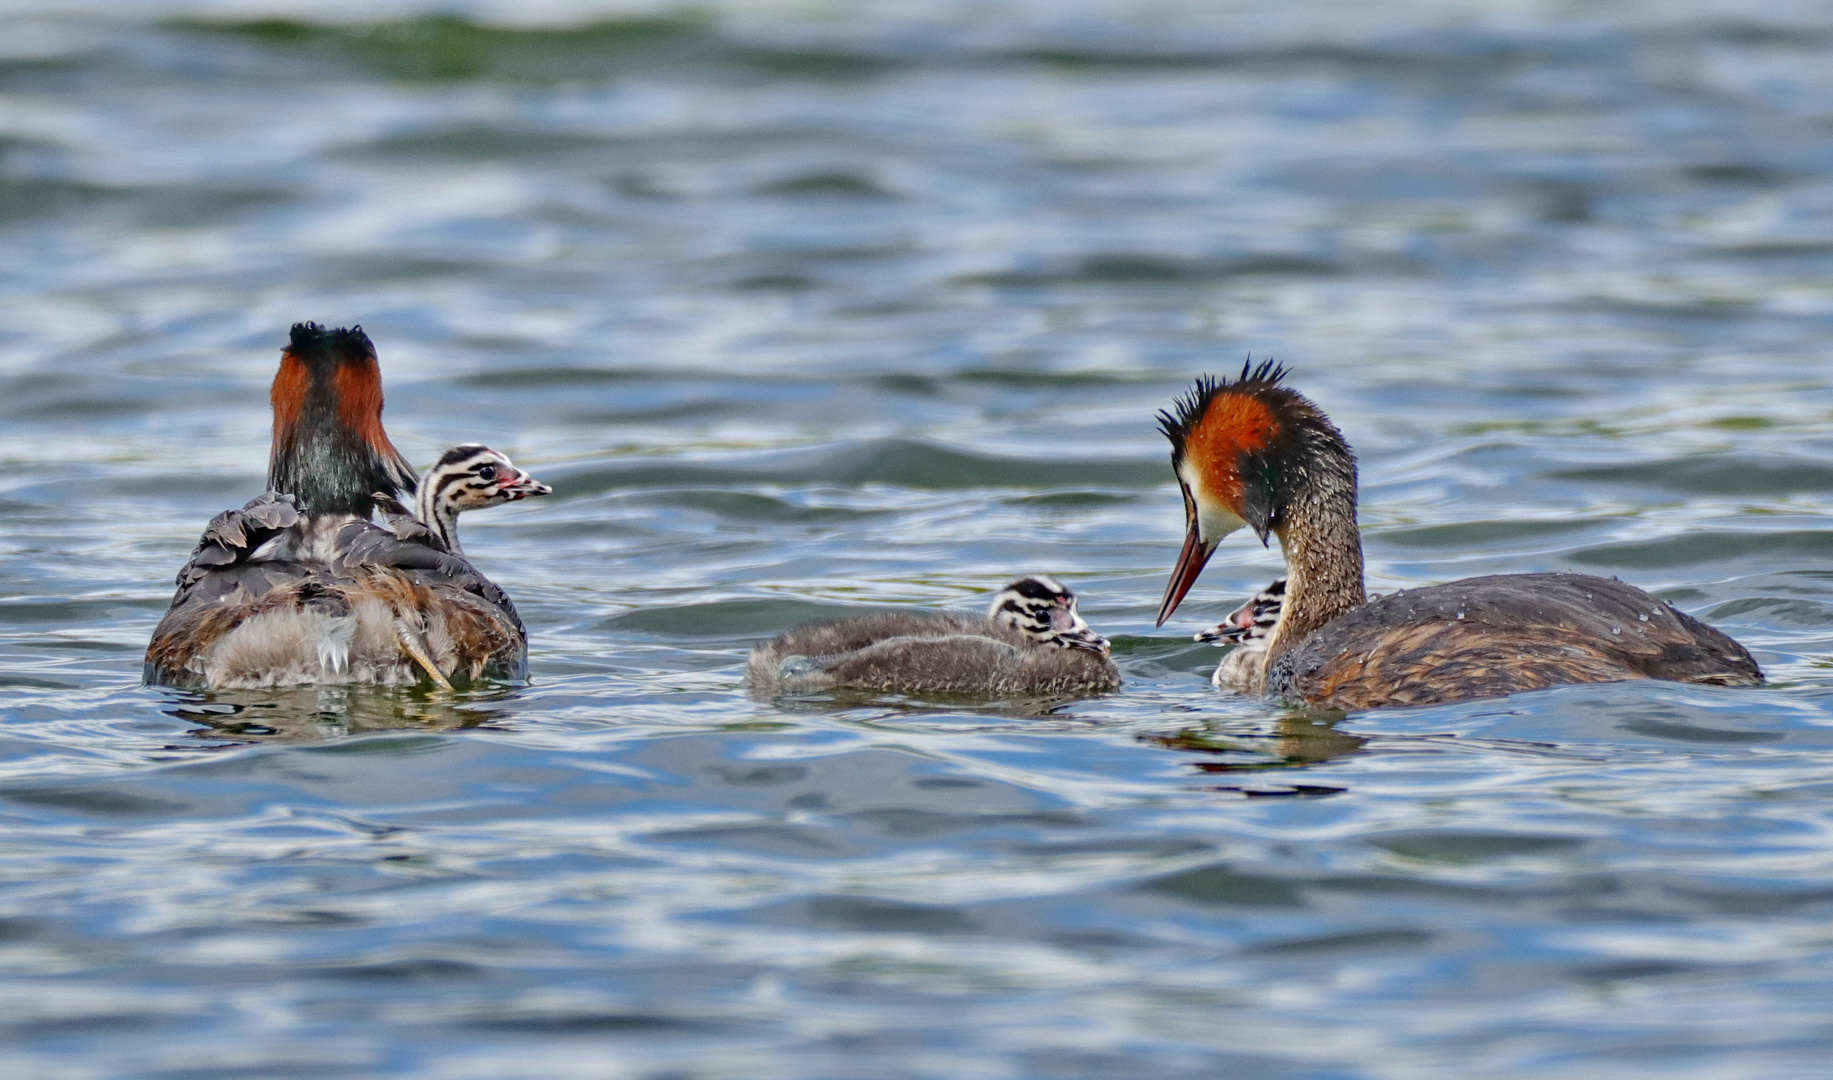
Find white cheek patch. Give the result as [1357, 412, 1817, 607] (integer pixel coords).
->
[1178, 462, 1247, 544]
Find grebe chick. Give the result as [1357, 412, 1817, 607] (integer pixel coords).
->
[1155, 363, 1762, 710]
[375, 444, 551, 555]
[747, 575, 1120, 698]
[1196, 577, 1284, 692]
[146, 324, 536, 691]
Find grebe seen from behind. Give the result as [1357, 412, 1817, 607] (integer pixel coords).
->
[145, 325, 537, 691]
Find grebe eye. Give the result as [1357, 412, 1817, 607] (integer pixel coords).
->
[476, 465, 498, 481]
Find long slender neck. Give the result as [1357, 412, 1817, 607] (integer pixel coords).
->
[269, 424, 395, 520]
[1264, 467, 1365, 665]
[414, 482, 462, 554]
[267, 346, 412, 521]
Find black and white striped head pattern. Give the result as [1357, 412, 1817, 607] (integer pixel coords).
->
[1195, 577, 1285, 647]
[987, 575, 1110, 654]
[413, 444, 550, 554]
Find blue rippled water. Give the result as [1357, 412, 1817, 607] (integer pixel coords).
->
[5, 1, 1833, 1076]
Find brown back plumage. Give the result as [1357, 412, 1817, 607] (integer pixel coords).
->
[145, 513, 528, 690]
[747, 610, 1121, 699]
[1265, 572, 1762, 710]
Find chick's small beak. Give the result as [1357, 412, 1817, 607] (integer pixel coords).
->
[1194, 623, 1246, 645]
[498, 470, 552, 501]
[1157, 515, 1217, 628]
[1049, 600, 1110, 654]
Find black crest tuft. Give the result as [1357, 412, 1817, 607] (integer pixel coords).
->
[286, 323, 373, 367]
[1156, 358, 1289, 467]
[289, 322, 328, 351]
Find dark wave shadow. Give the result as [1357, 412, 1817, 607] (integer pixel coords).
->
[1144, 713, 1370, 795]
[154, 683, 524, 743]
[170, 14, 901, 84]
[550, 437, 1163, 494]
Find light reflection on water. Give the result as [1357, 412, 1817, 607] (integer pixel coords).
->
[4, 2, 1833, 1076]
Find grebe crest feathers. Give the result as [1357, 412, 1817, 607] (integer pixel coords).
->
[1156, 360, 1356, 626]
[1157, 359, 1351, 544]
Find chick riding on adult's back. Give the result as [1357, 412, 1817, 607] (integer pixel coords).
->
[145, 324, 544, 691]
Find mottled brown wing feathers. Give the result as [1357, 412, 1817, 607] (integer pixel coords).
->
[145, 512, 528, 688]
[334, 521, 524, 637]
[1270, 573, 1761, 709]
[1299, 625, 1655, 711]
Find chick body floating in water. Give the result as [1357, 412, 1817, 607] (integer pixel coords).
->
[747, 576, 1120, 698]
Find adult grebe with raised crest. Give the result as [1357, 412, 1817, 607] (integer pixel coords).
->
[1156, 363, 1761, 709]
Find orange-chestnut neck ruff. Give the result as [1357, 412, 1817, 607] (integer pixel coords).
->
[267, 323, 415, 519]
[1158, 359, 1295, 538]
[1156, 361, 1358, 626]
[1180, 389, 1280, 520]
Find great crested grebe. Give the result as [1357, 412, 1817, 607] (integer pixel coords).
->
[374, 444, 551, 556]
[747, 575, 1121, 698]
[1156, 363, 1762, 710]
[1197, 577, 1285, 692]
[145, 324, 538, 692]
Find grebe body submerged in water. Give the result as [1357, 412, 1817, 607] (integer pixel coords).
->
[1157, 364, 1762, 710]
[748, 576, 1120, 698]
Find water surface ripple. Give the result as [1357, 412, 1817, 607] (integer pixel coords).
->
[4, 2, 1833, 1077]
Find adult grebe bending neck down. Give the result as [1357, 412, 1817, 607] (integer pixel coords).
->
[145, 324, 536, 691]
[1156, 362, 1762, 710]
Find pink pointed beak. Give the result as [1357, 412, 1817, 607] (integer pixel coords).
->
[499, 470, 552, 501]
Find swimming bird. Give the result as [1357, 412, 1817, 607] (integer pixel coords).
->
[374, 444, 551, 556]
[1196, 577, 1285, 692]
[1155, 362, 1762, 709]
[747, 575, 1121, 698]
[145, 324, 537, 692]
